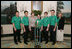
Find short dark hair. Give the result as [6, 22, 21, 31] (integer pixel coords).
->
[24, 11, 28, 13]
[44, 12, 48, 14]
[15, 11, 19, 13]
[50, 10, 55, 12]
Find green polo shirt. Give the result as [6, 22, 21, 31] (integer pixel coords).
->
[22, 16, 29, 26]
[41, 16, 50, 27]
[11, 16, 21, 29]
[49, 15, 57, 26]
[35, 19, 42, 28]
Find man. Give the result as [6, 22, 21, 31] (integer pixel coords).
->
[41, 12, 50, 44]
[11, 11, 22, 44]
[49, 10, 57, 45]
[22, 11, 30, 45]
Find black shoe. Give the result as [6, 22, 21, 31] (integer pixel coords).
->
[40, 41, 42, 43]
[19, 41, 22, 43]
[15, 42, 18, 45]
[52, 42, 56, 45]
[45, 41, 48, 44]
[24, 42, 28, 45]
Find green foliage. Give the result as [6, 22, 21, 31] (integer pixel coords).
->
[56, 1, 64, 15]
[32, 10, 42, 16]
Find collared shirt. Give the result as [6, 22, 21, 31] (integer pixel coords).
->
[29, 16, 37, 27]
[41, 16, 50, 27]
[21, 16, 29, 26]
[11, 16, 21, 29]
[49, 15, 57, 26]
[35, 19, 42, 28]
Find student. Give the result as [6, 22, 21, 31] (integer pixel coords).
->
[22, 11, 30, 45]
[11, 11, 22, 44]
[35, 14, 42, 42]
[29, 12, 37, 41]
[41, 12, 50, 44]
[56, 13, 65, 42]
[49, 10, 57, 45]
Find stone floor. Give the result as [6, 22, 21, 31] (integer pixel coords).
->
[1, 36, 71, 48]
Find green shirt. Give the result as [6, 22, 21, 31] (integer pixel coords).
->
[49, 15, 57, 26]
[41, 16, 50, 27]
[35, 19, 42, 28]
[57, 17, 60, 26]
[22, 16, 29, 26]
[11, 16, 21, 29]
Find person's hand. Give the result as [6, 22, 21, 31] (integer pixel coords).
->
[24, 29, 26, 32]
[46, 28, 49, 31]
[60, 29, 62, 32]
[53, 28, 56, 32]
[14, 28, 17, 32]
[29, 28, 31, 31]
[41, 28, 43, 31]
[41, 27, 43, 31]
[21, 28, 22, 30]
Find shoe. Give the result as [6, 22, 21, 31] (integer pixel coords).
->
[45, 41, 48, 44]
[40, 41, 42, 43]
[15, 42, 18, 45]
[19, 41, 22, 43]
[52, 42, 56, 45]
[24, 42, 28, 45]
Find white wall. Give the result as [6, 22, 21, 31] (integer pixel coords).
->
[17, 1, 57, 18]
[17, 1, 31, 17]
[42, 1, 57, 17]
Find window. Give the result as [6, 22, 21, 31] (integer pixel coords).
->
[1, 1, 17, 24]
[31, 1, 43, 11]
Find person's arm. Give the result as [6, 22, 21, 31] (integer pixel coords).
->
[53, 23, 57, 31]
[11, 17, 16, 31]
[46, 17, 50, 31]
[21, 17, 26, 32]
[23, 24, 26, 32]
[13, 23, 16, 31]
[41, 19, 43, 31]
[20, 18, 22, 30]
[41, 25, 43, 31]
[29, 18, 31, 31]
[53, 16, 57, 31]
[46, 24, 50, 31]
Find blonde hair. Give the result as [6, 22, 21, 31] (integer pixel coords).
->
[58, 12, 63, 17]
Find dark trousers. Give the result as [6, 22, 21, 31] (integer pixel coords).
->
[31, 27, 35, 40]
[49, 25, 56, 43]
[13, 28, 21, 43]
[42, 26, 49, 42]
[23, 26, 29, 42]
[35, 28, 41, 42]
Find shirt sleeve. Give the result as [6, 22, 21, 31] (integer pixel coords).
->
[35, 19, 37, 25]
[11, 17, 14, 23]
[20, 17, 21, 24]
[48, 17, 51, 24]
[48, 17, 50, 24]
[55, 16, 58, 23]
[41, 18, 43, 26]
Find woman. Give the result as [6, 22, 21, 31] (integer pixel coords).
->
[56, 13, 65, 42]
[29, 12, 37, 41]
[35, 14, 42, 43]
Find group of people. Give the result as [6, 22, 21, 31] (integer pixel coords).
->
[11, 10, 65, 45]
